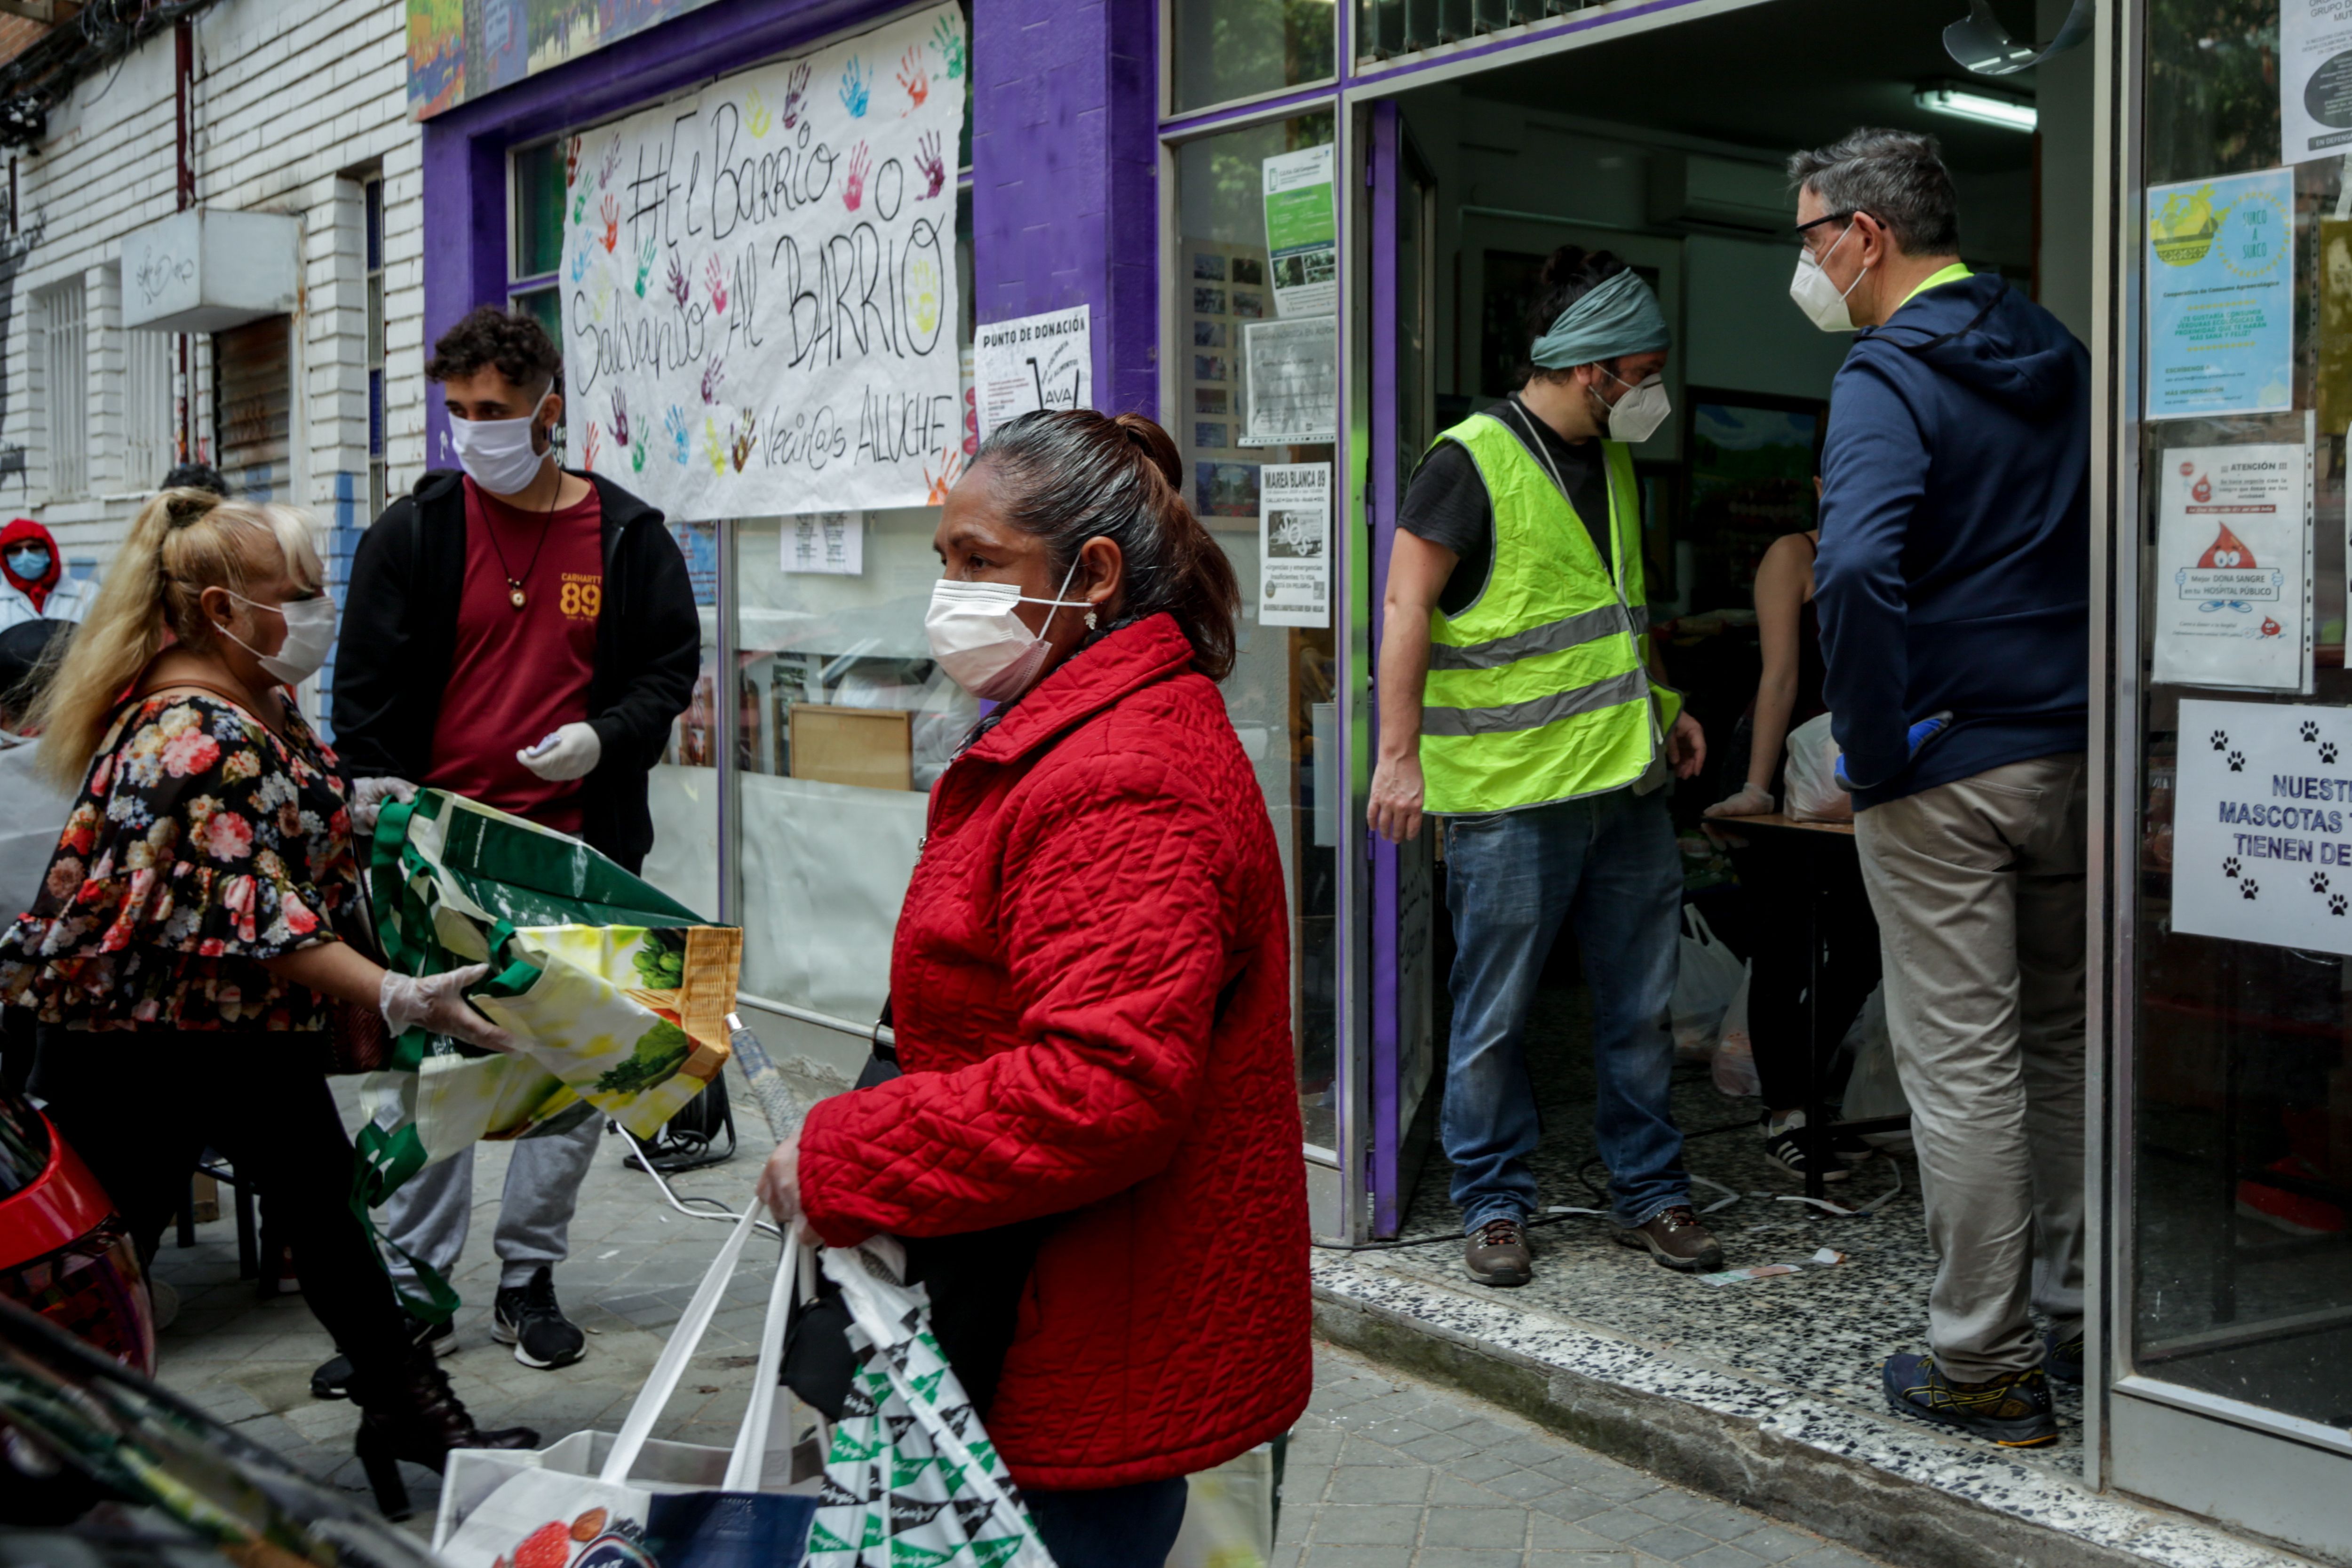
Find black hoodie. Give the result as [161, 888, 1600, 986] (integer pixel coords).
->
[1814, 272, 2090, 807]
[330, 470, 700, 871]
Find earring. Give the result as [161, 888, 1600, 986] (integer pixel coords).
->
[1085, 609, 1098, 630]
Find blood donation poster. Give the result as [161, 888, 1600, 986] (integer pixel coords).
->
[2145, 168, 2294, 420]
[558, 3, 967, 521]
[2151, 437, 2314, 692]
[2174, 698, 2352, 955]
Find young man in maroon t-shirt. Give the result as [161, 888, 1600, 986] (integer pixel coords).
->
[326, 309, 698, 1389]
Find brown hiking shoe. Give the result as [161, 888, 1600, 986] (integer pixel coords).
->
[1615, 1205, 1724, 1273]
[1464, 1217, 1533, 1286]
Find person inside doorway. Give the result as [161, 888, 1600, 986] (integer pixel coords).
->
[1369, 247, 1716, 1287]
[1703, 490, 1878, 1183]
[0, 518, 94, 630]
[1788, 128, 2089, 1448]
[323, 306, 700, 1392]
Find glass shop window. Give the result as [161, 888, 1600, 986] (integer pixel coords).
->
[1170, 0, 1336, 115]
[2131, 0, 2352, 1432]
[1174, 112, 1340, 1148]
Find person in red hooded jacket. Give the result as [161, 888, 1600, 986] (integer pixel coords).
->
[757, 409, 1311, 1568]
[0, 518, 94, 632]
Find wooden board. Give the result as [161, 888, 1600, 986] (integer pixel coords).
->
[788, 703, 913, 792]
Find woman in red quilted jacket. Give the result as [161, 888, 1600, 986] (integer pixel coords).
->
[758, 410, 1312, 1566]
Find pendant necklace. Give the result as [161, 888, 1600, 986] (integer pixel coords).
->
[484, 467, 562, 611]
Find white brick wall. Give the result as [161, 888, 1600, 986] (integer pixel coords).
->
[5, 0, 421, 571]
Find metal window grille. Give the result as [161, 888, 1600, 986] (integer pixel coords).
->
[124, 326, 172, 492]
[39, 278, 86, 499]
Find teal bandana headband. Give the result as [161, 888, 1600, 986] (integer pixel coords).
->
[1529, 268, 1672, 369]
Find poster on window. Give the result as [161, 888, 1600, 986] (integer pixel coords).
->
[1259, 463, 1330, 628]
[558, 2, 966, 522]
[2151, 435, 2314, 693]
[1261, 146, 1337, 319]
[1240, 317, 1337, 446]
[2145, 169, 2294, 420]
[2173, 699, 2352, 954]
[2282, 0, 2352, 162]
[972, 305, 1091, 439]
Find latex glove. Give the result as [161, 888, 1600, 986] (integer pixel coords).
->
[1703, 782, 1776, 819]
[517, 722, 601, 782]
[350, 776, 416, 835]
[379, 963, 516, 1054]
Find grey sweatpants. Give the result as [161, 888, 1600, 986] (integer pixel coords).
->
[381, 1114, 603, 1293]
[1854, 752, 2088, 1383]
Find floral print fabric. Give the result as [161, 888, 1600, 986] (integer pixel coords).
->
[0, 692, 358, 1030]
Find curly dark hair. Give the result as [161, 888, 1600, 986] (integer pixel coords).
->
[424, 305, 562, 391]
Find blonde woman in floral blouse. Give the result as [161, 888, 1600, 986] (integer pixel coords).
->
[0, 487, 535, 1516]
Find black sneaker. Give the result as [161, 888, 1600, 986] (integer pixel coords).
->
[1761, 1112, 1852, 1185]
[492, 1266, 587, 1370]
[1883, 1352, 2057, 1447]
[2044, 1327, 2085, 1385]
[310, 1313, 452, 1401]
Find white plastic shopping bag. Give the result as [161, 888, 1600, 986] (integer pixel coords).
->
[1784, 714, 1852, 822]
[808, 1241, 1056, 1567]
[1166, 1441, 1279, 1568]
[1837, 983, 1913, 1149]
[1710, 966, 1759, 1097]
[1670, 905, 1747, 1059]
[435, 1203, 817, 1568]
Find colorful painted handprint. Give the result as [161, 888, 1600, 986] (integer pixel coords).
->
[930, 14, 965, 80]
[843, 141, 871, 211]
[915, 131, 946, 199]
[839, 56, 869, 117]
[782, 62, 811, 129]
[897, 47, 929, 111]
[705, 255, 729, 313]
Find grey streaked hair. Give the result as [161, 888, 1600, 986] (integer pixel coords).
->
[1787, 128, 1961, 255]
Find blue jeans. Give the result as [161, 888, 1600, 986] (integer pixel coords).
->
[1440, 788, 1689, 1232]
[1024, 1476, 1188, 1568]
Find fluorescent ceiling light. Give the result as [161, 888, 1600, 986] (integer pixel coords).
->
[1914, 85, 2037, 132]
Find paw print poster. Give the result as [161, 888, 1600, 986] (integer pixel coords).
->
[2151, 434, 2314, 693]
[2175, 699, 2352, 954]
[557, 2, 966, 521]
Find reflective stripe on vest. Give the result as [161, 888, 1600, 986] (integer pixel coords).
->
[1417, 410, 1668, 815]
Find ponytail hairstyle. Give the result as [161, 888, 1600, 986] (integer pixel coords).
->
[32, 487, 323, 788]
[1518, 244, 1634, 389]
[973, 410, 1242, 681]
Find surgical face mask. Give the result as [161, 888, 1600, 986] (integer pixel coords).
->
[1594, 369, 1671, 444]
[1790, 221, 1868, 333]
[924, 558, 1089, 702]
[217, 590, 337, 686]
[449, 387, 555, 496]
[4, 546, 49, 582]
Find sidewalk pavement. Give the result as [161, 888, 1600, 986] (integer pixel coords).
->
[142, 1073, 1895, 1566]
[1286, 1346, 1889, 1568]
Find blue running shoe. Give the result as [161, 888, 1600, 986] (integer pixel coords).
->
[1883, 1352, 2057, 1448]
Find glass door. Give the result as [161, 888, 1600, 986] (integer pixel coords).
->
[2107, 0, 2352, 1550]
[1367, 101, 1439, 1237]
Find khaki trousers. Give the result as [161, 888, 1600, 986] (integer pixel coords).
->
[1854, 752, 2088, 1381]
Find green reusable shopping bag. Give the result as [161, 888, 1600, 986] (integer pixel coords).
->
[355, 789, 739, 1315]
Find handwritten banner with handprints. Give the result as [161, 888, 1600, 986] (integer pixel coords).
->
[559, 3, 967, 521]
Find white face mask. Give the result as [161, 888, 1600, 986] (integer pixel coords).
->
[1790, 220, 1868, 333]
[450, 387, 555, 496]
[1594, 369, 1671, 444]
[218, 590, 337, 686]
[924, 558, 1090, 702]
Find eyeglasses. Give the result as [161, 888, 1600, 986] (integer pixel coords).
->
[1794, 211, 1858, 237]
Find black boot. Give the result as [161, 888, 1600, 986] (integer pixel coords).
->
[351, 1346, 538, 1519]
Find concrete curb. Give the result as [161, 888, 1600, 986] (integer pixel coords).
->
[1311, 1275, 2309, 1568]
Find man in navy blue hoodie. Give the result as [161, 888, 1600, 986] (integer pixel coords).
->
[1790, 129, 2089, 1450]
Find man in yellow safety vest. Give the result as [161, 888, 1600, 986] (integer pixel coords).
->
[1369, 247, 1715, 1288]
